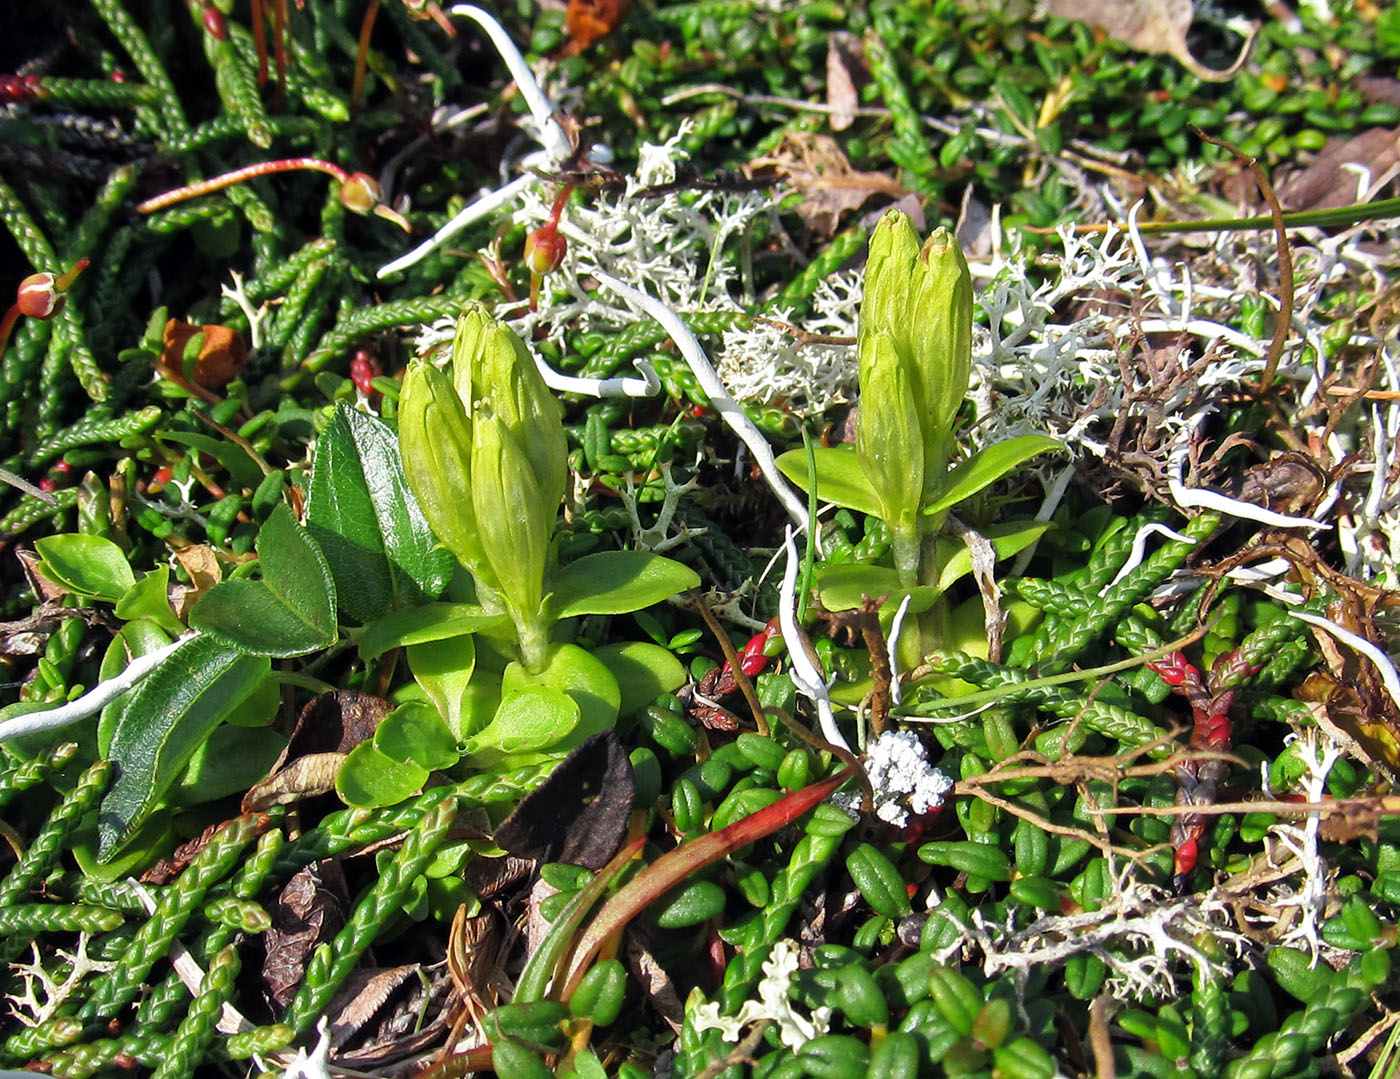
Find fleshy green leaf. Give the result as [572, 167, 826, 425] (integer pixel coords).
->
[374, 699, 461, 771]
[775, 445, 883, 517]
[114, 565, 186, 637]
[337, 741, 430, 808]
[592, 641, 687, 718]
[466, 684, 580, 759]
[306, 403, 453, 623]
[816, 564, 940, 614]
[189, 504, 338, 657]
[932, 521, 1054, 593]
[34, 534, 136, 603]
[358, 603, 503, 662]
[99, 635, 270, 859]
[501, 643, 620, 748]
[923, 436, 1063, 519]
[407, 635, 478, 741]
[548, 551, 701, 619]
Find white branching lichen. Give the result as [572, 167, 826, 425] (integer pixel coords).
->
[689, 939, 833, 1051]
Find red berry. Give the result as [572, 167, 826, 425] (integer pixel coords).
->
[349, 349, 382, 396]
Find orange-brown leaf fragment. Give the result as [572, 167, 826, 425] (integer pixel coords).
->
[751, 132, 906, 238]
[566, 0, 629, 48]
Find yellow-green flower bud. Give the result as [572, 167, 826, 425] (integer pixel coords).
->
[399, 359, 499, 595]
[856, 332, 925, 585]
[450, 306, 566, 513]
[471, 405, 551, 661]
[857, 210, 973, 511]
[907, 227, 972, 493]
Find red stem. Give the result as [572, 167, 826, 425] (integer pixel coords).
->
[556, 768, 854, 1000]
[137, 158, 350, 213]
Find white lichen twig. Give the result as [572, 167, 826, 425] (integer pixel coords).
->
[1099, 522, 1195, 595]
[0, 636, 189, 743]
[377, 4, 573, 279]
[593, 270, 809, 526]
[1289, 609, 1400, 712]
[780, 527, 848, 752]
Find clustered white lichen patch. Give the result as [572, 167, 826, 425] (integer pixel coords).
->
[689, 939, 833, 1051]
[832, 730, 954, 827]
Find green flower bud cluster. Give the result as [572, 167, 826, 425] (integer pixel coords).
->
[855, 210, 972, 585]
[400, 306, 566, 669]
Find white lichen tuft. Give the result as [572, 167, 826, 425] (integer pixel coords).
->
[833, 729, 953, 827]
[689, 939, 833, 1051]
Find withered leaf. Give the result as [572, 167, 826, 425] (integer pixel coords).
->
[263, 860, 348, 1008]
[1042, 0, 1257, 82]
[494, 731, 634, 869]
[274, 691, 389, 770]
[1277, 127, 1400, 212]
[751, 132, 906, 239]
[825, 32, 862, 132]
[242, 752, 347, 813]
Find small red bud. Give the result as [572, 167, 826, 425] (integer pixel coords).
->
[524, 226, 567, 276]
[339, 172, 381, 215]
[16, 273, 62, 319]
[38, 477, 57, 493]
[53, 460, 71, 474]
[349, 349, 382, 396]
[202, 5, 227, 39]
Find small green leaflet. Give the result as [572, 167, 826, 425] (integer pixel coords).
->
[190, 504, 337, 657]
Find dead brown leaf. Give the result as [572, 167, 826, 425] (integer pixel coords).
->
[242, 751, 347, 812]
[263, 860, 348, 1007]
[1042, 0, 1257, 82]
[751, 132, 906, 238]
[1276, 127, 1400, 212]
[172, 544, 223, 621]
[825, 32, 862, 132]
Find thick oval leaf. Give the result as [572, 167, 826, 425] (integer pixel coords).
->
[99, 634, 270, 859]
[817, 564, 940, 614]
[502, 643, 621, 748]
[407, 634, 478, 741]
[466, 684, 580, 759]
[374, 699, 460, 771]
[775, 445, 883, 517]
[190, 504, 337, 657]
[591, 641, 687, 718]
[549, 551, 700, 619]
[337, 741, 429, 808]
[923, 436, 1063, 518]
[34, 534, 136, 603]
[358, 602, 504, 662]
[307, 404, 453, 623]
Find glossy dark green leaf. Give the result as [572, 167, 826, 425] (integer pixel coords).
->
[99, 635, 270, 858]
[190, 504, 337, 657]
[34, 534, 136, 603]
[306, 403, 453, 622]
[549, 551, 700, 619]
